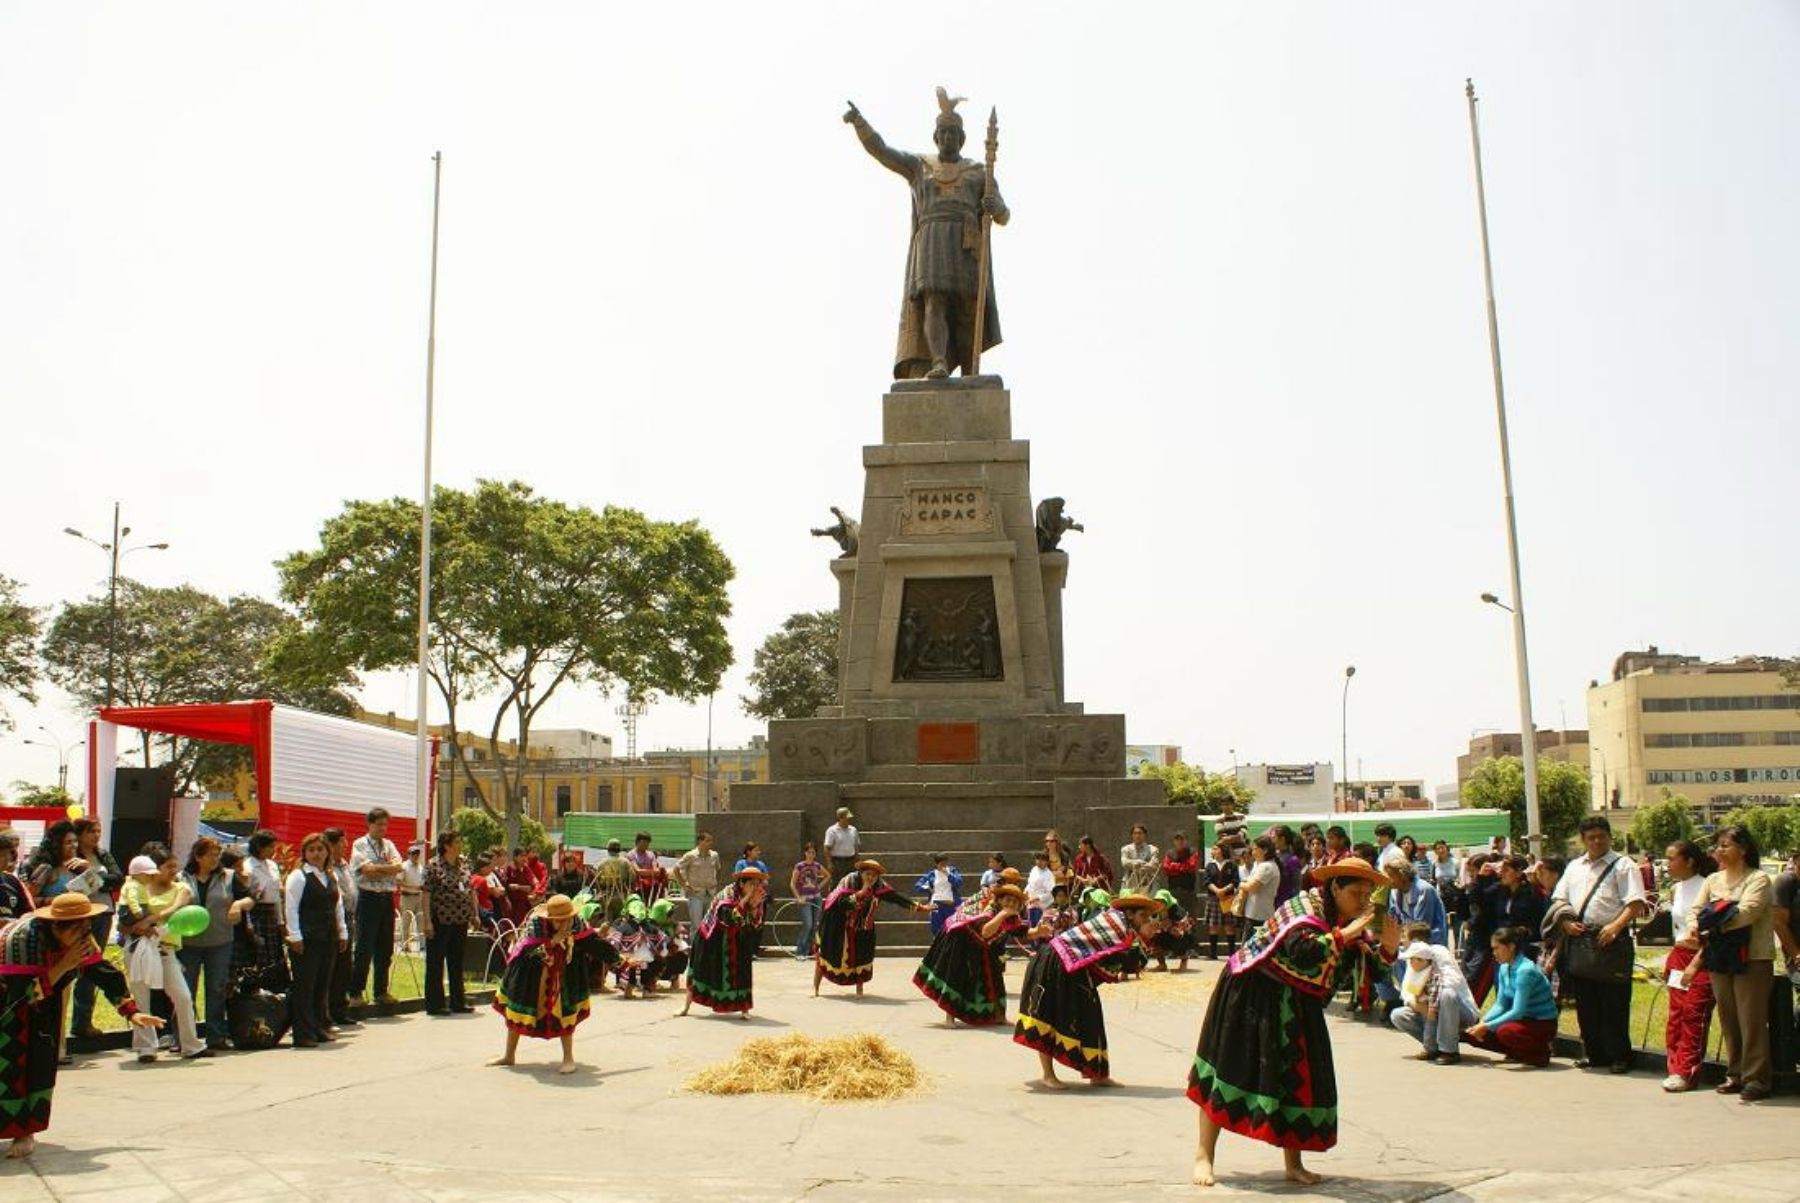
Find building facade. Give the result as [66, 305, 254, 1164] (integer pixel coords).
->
[1236, 763, 1335, 814]
[1587, 649, 1800, 820]
[1456, 729, 1591, 796]
[1339, 779, 1428, 812]
[644, 736, 769, 810]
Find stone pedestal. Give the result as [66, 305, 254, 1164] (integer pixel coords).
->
[718, 374, 1169, 952]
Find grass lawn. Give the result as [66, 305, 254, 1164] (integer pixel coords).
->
[83, 944, 495, 1034]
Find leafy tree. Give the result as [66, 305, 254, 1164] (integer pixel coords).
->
[1140, 761, 1257, 813]
[450, 806, 551, 860]
[41, 581, 355, 793]
[6, 780, 75, 808]
[1719, 805, 1800, 858]
[741, 609, 839, 720]
[1629, 788, 1697, 852]
[1462, 755, 1589, 850]
[278, 480, 734, 847]
[0, 574, 42, 731]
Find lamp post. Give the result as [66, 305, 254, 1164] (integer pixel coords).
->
[1480, 590, 1541, 852]
[65, 502, 169, 707]
[1467, 81, 1543, 858]
[1341, 665, 1356, 810]
[23, 727, 84, 794]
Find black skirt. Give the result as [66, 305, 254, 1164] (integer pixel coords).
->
[914, 925, 1008, 1024]
[1011, 947, 1110, 1079]
[1187, 967, 1339, 1151]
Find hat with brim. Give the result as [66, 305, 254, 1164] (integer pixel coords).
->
[855, 859, 884, 875]
[34, 893, 109, 923]
[998, 867, 1025, 885]
[991, 884, 1026, 905]
[534, 894, 577, 922]
[734, 866, 768, 883]
[1110, 892, 1167, 916]
[1312, 857, 1388, 889]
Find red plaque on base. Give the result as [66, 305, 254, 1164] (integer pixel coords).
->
[917, 722, 980, 764]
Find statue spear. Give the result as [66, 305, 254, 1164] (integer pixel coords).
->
[969, 106, 998, 376]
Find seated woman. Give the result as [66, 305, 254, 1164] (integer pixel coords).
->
[490, 894, 607, 1074]
[1459, 925, 1558, 1067]
[1389, 940, 1476, 1064]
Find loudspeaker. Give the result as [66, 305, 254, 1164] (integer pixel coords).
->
[110, 767, 174, 865]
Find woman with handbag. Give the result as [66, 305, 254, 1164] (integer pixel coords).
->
[1688, 823, 1776, 1101]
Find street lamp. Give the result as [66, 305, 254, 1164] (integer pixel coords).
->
[1341, 666, 1356, 810]
[65, 502, 170, 707]
[23, 727, 85, 794]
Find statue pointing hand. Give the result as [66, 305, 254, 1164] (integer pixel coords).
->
[845, 89, 1008, 380]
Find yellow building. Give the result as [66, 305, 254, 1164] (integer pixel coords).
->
[645, 736, 769, 810]
[1587, 649, 1800, 821]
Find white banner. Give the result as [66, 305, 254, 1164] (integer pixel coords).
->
[271, 705, 416, 818]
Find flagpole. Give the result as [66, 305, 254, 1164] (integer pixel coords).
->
[416, 151, 442, 843]
[1465, 82, 1541, 857]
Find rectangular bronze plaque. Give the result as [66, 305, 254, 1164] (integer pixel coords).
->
[918, 722, 980, 764]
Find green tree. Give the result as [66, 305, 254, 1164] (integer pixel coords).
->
[1462, 755, 1589, 850]
[1629, 788, 1697, 852]
[278, 480, 734, 847]
[1140, 762, 1257, 813]
[6, 780, 75, 808]
[741, 609, 839, 721]
[450, 806, 551, 860]
[42, 582, 355, 793]
[1719, 805, 1799, 858]
[0, 574, 42, 731]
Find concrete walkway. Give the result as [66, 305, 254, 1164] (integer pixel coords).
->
[6, 958, 1796, 1201]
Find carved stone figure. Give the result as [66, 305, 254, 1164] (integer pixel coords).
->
[845, 89, 1008, 380]
[810, 505, 860, 557]
[1034, 497, 1085, 553]
[892, 577, 1002, 682]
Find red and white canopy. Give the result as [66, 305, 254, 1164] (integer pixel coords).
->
[88, 701, 433, 851]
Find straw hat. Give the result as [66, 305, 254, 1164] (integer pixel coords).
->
[991, 883, 1026, 905]
[1311, 857, 1388, 889]
[998, 867, 1025, 885]
[535, 894, 577, 922]
[854, 859, 885, 875]
[34, 892, 109, 922]
[734, 865, 768, 883]
[1110, 891, 1167, 916]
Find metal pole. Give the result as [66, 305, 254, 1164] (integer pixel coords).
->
[106, 501, 120, 707]
[1466, 81, 1542, 856]
[416, 151, 442, 837]
[705, 692, 714, 811]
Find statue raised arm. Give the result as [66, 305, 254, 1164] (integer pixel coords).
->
[1034, 497, 1085, 553]
[810, 505, 860, 558]
[844, 89, 1007, 381]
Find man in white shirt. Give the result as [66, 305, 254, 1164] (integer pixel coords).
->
[1548, 815, 1649, 1073]
[397, 842, 426, 953]
[1373, 823, 1407, 871]
[823, 808, 860, 879]
[348, 808, 404, 1008]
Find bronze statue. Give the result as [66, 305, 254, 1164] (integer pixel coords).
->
[810, 505, 860, 558]
[845, 88, 1008, 380]
[1034, 497, 1084, 553]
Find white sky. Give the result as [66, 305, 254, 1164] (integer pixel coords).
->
[4, 3, 1797, 800]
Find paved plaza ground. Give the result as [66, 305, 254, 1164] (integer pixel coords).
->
[6, 958, 1797, 1202]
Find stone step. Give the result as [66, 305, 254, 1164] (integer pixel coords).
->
[855, 827, 1045, 854]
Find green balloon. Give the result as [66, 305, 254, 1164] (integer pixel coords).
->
[168, 905, 211, 938]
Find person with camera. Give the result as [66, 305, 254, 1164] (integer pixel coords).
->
[1545, 815, 1648, 1074]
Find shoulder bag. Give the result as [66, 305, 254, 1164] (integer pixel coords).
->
[1560, 855, 1634, 984]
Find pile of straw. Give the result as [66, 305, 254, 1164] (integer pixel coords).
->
[685, 1033, 925, 1102]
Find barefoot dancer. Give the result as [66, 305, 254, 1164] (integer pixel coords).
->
[1, 893, 165, 1159]
[678, 866, 767, 1019]
[491, 894, 606, 1075]
[914, 884, 1043, 1025]
[1012, 892, 1166, 1088]
[815, 860, 928, 997]
[1187, 857, 1398, 1188]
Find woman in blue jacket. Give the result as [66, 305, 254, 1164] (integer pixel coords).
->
[1460, 925, 1558, 1067]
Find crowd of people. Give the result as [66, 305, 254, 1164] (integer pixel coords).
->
[2, 804, 1795, 1182]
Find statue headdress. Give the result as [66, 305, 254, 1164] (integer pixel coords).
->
[935, 86, 966, 130]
